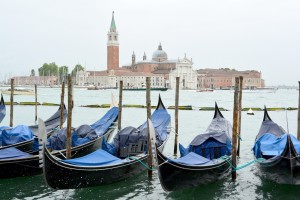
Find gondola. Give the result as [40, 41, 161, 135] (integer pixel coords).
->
[0, 94, 6, 123]
[42, 95, 171, 189]
[156, 103, 233, 191]
[0, 104, 67, 152]
[252, 107, 300, 184]
[0, 100, 118, 179]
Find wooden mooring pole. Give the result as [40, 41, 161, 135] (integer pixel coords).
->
[9, 79, 14, 127]
[146, 77, 153, 177]
[232, 77, 240, 180]
[174, 77, 180, 156]
[118, 80, 123, 131]
[237, 76, 243, 157]
[35, 84, 37, 122]
[66, 75, 73, 159]
[60, 81, 65, 129]
[297, 81, 300, 140]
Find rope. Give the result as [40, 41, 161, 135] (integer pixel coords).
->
[126, 156, 156, 171]
[221, 156, 265, 171]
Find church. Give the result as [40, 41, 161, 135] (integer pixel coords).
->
[76, 12, 198, 89]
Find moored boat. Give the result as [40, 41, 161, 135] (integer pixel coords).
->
[155, 103, 233, 191]
[0, 94, 6, 123]
[42, 95, 171, 189]
[123, 87, 168, 91]
[0, 100, 117, 179]
[247, 108, 254, 115]
[252, 107, 300, 184]
[1, 88, 34, 95]
[0, 104, 67, 152]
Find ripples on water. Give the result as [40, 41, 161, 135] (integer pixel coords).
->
[0, 88, 299, 199]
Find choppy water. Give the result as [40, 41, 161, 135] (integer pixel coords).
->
[0, 87, 299, 200]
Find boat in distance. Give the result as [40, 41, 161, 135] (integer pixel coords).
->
[253, 107, 300, 184]
[156, 103, 233, 191]
[123, 87, 168, 91]
[42, 95, 171, 189]
[1, 88, 34, 95]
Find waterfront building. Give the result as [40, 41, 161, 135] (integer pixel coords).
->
[197, 68, 265, 89]
[123, 44, 197, 89]
[8, 76, 58, 86]
[77, 12, 197, 89]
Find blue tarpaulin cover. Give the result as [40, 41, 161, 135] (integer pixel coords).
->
[47, 107, 118, 150]
[168, 152, 214, 165]
[105, 107, 170, 156]
[62, 148, 125, 166]
[179, 116, 232, 161]
[253, 133, 300, 158]
[0, 147, 32, 160]
[1, 125, 34, 146]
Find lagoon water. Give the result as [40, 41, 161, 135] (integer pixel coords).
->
[0, 87, 299, 200]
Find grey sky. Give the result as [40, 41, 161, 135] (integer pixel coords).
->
[0, 0, 299, 86]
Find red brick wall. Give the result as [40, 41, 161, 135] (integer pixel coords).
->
[107, 46, 119, 70]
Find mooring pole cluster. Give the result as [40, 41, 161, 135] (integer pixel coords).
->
[237, 76, 243, 157]
[118, 80, 123, 131]
[66, 75, 73, 159]
[232, 76, 243, 180]
[297, 81, 300, 140]
[146, 77, 153, 177]
[174, 77, 180, 156]
[9, 78, 14, 127]
[60, 81, 65, 129]
[35, 84, 38, 122]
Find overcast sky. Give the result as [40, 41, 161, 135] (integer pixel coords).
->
[0, 0, 299, 86]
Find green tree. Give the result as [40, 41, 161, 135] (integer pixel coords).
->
[30, 69, 35, 76]
[58, 66, 68, 82]
[38, 62, 58, 76]
[71, 64, 85, 77]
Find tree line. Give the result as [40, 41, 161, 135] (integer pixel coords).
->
[30, 62, 85, 82]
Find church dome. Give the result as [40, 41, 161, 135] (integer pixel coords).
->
[152, 43, 168, 62]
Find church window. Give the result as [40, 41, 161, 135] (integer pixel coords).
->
[114, 36, 117, 40]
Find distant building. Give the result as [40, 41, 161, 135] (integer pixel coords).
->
[8, 76, 57, 86]
[197, 68, 265, 89]
[77, 12, 197, 89]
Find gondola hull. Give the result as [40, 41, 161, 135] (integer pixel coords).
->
[0, 155, 41, 179]
[44, 148, 148, 189]
[0, 126, 115, 179]
[0, 139, 34, 152]
[255, 134, 300, 184]
[156, 149, 231, 191]
[44, 138, 168, 189]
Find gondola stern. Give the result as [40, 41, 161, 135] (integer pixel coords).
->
[0, 93, 4, 105]
[156, 94, 166, 110]
[287, 134, 299, 184]
[214, 102, 224, 119]
[263, 106, 272, 121]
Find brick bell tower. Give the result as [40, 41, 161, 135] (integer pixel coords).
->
[107, 11, 119, 71]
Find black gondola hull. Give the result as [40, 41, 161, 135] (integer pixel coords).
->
[0, 156, 41, 179]
[44, 148, 148, 189]
[43, 136, 168, 189]
[256, 134, 300, 184]
[0, 129, 114, 179]
[0, 139, 34, 152]
[156, 149, 231, 191]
